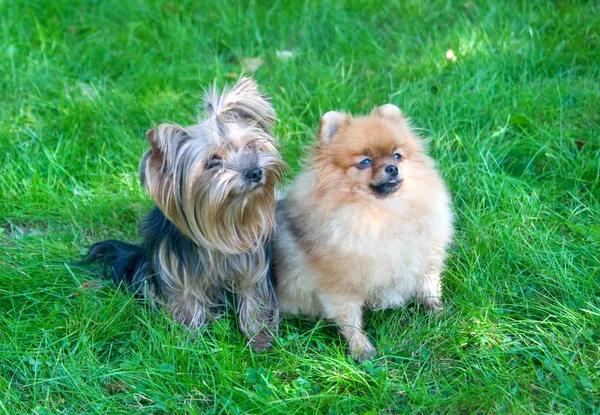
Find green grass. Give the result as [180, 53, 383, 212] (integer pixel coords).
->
[1, 0, 599, 413]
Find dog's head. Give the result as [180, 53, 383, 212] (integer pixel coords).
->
[140, 78, 286, 253]
[312, 104, 429, 201]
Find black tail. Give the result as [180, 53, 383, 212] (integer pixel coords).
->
[76, 240, 153, 295]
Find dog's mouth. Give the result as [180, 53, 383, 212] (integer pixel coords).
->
[246, 180, 265, 192]
[237, 176, 268, 197]
[369, 178, 402, 197]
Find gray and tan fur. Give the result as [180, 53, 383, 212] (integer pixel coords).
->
[80, 78, 286, 350]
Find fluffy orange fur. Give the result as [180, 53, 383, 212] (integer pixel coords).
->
[273, 104, 454, 360]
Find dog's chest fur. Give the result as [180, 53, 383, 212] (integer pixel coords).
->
[295, 191, 450, 309]
[143, 206, 268, 297]
[321, 202, 435, 294]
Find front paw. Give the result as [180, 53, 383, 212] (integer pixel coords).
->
[421, 297, 444, 313]
[348, 335, 377, 362]
[249, 330, 274, 351]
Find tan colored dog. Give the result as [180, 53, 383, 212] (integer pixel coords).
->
[273, 104, 453, 360]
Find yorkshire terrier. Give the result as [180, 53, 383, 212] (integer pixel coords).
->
[79, 78, 286, 350]
[272, 104, 454, 360]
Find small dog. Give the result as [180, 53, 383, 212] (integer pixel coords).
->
[79, 78, 286, 350]
[272, 104, 454, 360]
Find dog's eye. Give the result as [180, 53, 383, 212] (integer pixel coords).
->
[393, 153, 403, 161]
[358, 158, 373, 169]
[206, 155, 222, 169]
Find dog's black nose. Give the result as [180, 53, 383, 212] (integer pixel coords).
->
[385, 165, 398, 177]
[245, 167, 263, 183]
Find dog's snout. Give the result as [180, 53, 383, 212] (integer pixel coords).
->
[385, 165, 398, 177]
[245, 167, 263, 183]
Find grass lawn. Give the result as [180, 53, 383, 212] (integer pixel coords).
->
[1, 0, 599, 413]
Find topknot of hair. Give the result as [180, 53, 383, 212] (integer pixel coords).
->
[204, 77, 276, 133]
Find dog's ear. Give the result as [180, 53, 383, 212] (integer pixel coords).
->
[145, 128, 161, 155]
[145, 123, 189, 156]
[318, 111, 349, 142]
[371, 104, 403, 122]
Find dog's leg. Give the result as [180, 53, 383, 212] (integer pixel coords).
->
[237, 282, 279, 351]
[155, 256, 211, 329]
[167, 290, 209, 329]
[319, 294, 376, 361]
[417, 268, 443, 313]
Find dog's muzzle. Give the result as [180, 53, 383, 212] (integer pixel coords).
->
[370, 167, 402, 196]
[245, 167, 264, 184]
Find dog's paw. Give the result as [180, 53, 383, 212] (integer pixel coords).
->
[348, 337, 377, 362]
[422, 297, 444, 314]
[250, 331, 274, 351]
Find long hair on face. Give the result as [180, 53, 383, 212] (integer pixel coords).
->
[78, 77, 286, 350]
[141, 78, 285, 253]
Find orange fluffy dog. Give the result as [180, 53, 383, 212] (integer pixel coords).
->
[273, 104, 454, 360]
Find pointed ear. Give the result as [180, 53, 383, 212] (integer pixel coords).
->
[318, 111, 349, 142]
[145, 123, 188, 155]
[145, 128, 161, 155]
[371, 104, 403, 121]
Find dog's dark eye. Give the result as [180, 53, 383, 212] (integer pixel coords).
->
[393, 153, 403, 161]
[358, 158, 373, 169]
[206, 155, 221, 169]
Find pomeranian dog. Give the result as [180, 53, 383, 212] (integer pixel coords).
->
[79, 78, 286, 350]
[272, 104, 453, 360]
